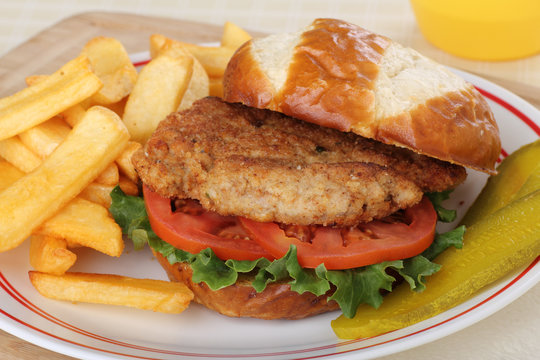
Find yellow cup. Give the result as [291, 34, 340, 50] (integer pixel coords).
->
[409, 0, 540, 61]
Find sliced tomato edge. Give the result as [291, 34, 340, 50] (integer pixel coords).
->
[143, 186, 274, 261]
[144, 185, 437, 270]
[240, 197, 437, 269]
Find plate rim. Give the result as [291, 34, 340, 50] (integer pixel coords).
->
[1, 63, 539, 360]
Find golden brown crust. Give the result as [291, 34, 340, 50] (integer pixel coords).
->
[377, 87, 501, 174]
[133, 97, 466, 226]
[278, 19, 389, 132]
[223, 42, 275, 108]
[223, 18, 501, 174]
[153, 250, 339, 320]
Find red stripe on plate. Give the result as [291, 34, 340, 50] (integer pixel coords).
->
[476, 87, 540, 136]
[133, 59, 151, 67]
[0, 279, 164, 359]
[0, 274, 338, 358]
[0, 273, 213, 356]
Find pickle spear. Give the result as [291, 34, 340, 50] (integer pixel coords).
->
[331, 189, 540, 339]
[512, 163, 540, 201]
[461, 139, 540, 226]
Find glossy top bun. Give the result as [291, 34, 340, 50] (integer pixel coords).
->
[223, 18, 501, 174]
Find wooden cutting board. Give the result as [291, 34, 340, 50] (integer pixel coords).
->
[0, 11, 264, 98]
[0, 11, 537, 360]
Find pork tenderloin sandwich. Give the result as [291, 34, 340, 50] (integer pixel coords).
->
[114, 18, 500, 320]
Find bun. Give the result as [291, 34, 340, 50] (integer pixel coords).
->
[153, 250, 339, 320]
[223, 18, 501, 174]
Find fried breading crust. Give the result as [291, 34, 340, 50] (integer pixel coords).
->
[133, 97, 466, 225]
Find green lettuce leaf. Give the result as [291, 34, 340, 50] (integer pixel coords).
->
[286, 247, 330, 296]
[398, 255, 440, 292]
[427, 190, 457, 222]
[251, 256, 287, 292]
[110, 186, 465, 318]
[323, 261, 402, 318]
[109, 186, 159, 250]
[190, 248, 239, 289]
[421, 225, 466, 261]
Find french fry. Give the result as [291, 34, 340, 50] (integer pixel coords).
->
[82, 178, 142, 206]
[29, 271, 194, 314]
[94, 162, 119, 186]
[177, 42, 235, 78]
[82, 37, 138, 105]
[0, 159, 24, 190]
[37, 197, 123, 257]
[177, 67, 209, 111]
[123, 54, 194, 144]
[79, 182, 114, 208]
[29, 234, 76, 275]
[16, 113, 119, 188]
[1, 159, 123, 257]
[65, 239, 82, 249]
[25, 74, 48, 87]
[0, 136, 41, 173]
[0, 55, 102, 141]
[11, 107, 120, 201]
[62, 103, 87, 127]
[149, 33, 168, 59]
[25, 75, 91, 127]
[104, 96, 128, 118]
[0, 160, 85, 262]
[7, 116, 121, 205]
[209, 76, 224, 98]
[115, 140, 141, 183]
[0, 106, 129, 252]
[221, 21, 252, 49]
[118, 175, 139, 196]
[149, 34, 209, 111]
[18, 116, 71, 159]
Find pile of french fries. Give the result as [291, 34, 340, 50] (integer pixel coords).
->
[0, 22, 251, 314]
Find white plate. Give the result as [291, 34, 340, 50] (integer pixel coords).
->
[0, 63, 538, 360]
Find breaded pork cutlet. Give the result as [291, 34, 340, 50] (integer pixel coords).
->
[133, 97, 466, 226]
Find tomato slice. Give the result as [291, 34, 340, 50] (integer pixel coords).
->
[239, 196, 437, 269]
[143, 186, 275, 261]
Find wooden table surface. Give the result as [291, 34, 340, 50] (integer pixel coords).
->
[0, 7, 538, 360]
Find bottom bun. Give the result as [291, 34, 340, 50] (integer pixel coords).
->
[153, 250, 339, 320]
